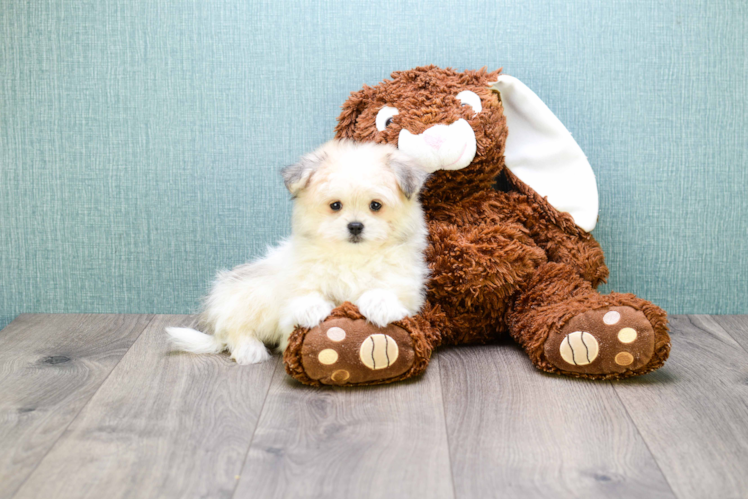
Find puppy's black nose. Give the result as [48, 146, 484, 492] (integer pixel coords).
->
[347, 222, 364, 235]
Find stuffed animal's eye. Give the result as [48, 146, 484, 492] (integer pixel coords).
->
[330, 201, 342, 211]
[456, 91, 482, 114]
[376, 106, 399, 131]
[369, 201, 382, 212]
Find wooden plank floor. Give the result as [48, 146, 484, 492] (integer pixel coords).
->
[1, 314, 747, 498]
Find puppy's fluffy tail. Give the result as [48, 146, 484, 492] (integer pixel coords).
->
[166, 327, 224, 354]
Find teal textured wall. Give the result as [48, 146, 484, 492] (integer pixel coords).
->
[1, 0, 746, 330]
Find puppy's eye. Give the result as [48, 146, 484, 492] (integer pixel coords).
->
[330, 201, 342, 211]
[456, 90, 482, 114]
[376, 106, 399, 131]
[369, 201, 382, 212]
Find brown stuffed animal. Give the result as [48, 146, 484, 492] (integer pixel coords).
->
[284, 65, 670, 386]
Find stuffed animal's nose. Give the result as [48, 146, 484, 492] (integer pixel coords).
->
[347, 222, 364, 235]
[422, 127, 447, 150]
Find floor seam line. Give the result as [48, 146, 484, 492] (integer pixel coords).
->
[436, 350, 459, 499]
[230, 355, 280, 499]
[610, 380, 678, 498]
[690, 314, 748, 356]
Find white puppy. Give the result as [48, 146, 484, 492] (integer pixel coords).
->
[166, 140, 430, 364]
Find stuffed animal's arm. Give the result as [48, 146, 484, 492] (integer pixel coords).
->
[425, 218, 547, 302]
[530, 219, 608, 287]
[501, 191, 609, 287]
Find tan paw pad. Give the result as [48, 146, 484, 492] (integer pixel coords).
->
[318, 349, 338, 365]
[559, 331, 599, 366]
[615, 352, 634, 366]
[359, 334, 398, 370]
[617, 327, 637, 343]
[331, 370, 350, 383]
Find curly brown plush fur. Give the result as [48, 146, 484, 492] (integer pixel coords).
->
[283, 66, 670, 385]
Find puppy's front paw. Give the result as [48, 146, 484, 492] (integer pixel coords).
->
[357, 289, 410, 328]
[282, 295, 335, 330]
[295, 302, 335, 328]
[230, 337, 271, 365]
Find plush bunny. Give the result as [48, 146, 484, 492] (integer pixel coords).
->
[284, 66, 670, 386]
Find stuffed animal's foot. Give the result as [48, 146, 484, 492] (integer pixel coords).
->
[283, 303, 432, 386]
[543, 306, 663, 376]
[296, 319, 415, 385]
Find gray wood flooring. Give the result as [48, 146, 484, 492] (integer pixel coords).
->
[1, 314, 746, 498]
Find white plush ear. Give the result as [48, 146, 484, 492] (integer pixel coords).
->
[490, 75, 599, 232]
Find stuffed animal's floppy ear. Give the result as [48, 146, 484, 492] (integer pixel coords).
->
[388, 151, 430, 199]
[490, 75, 599, 232]
[281, 152, 325, 196]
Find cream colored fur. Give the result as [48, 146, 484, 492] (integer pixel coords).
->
[167, 140, 429, 365]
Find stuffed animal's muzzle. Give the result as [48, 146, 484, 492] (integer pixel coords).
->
[398, 119, 477, 173]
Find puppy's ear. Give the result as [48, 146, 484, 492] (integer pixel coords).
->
[281, 152, 325, 196]
[389, 152, 430, 199]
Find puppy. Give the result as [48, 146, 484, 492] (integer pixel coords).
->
[166, 140, 430, 364]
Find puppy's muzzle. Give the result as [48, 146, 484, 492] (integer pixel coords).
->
[347, 221, 364, 236]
